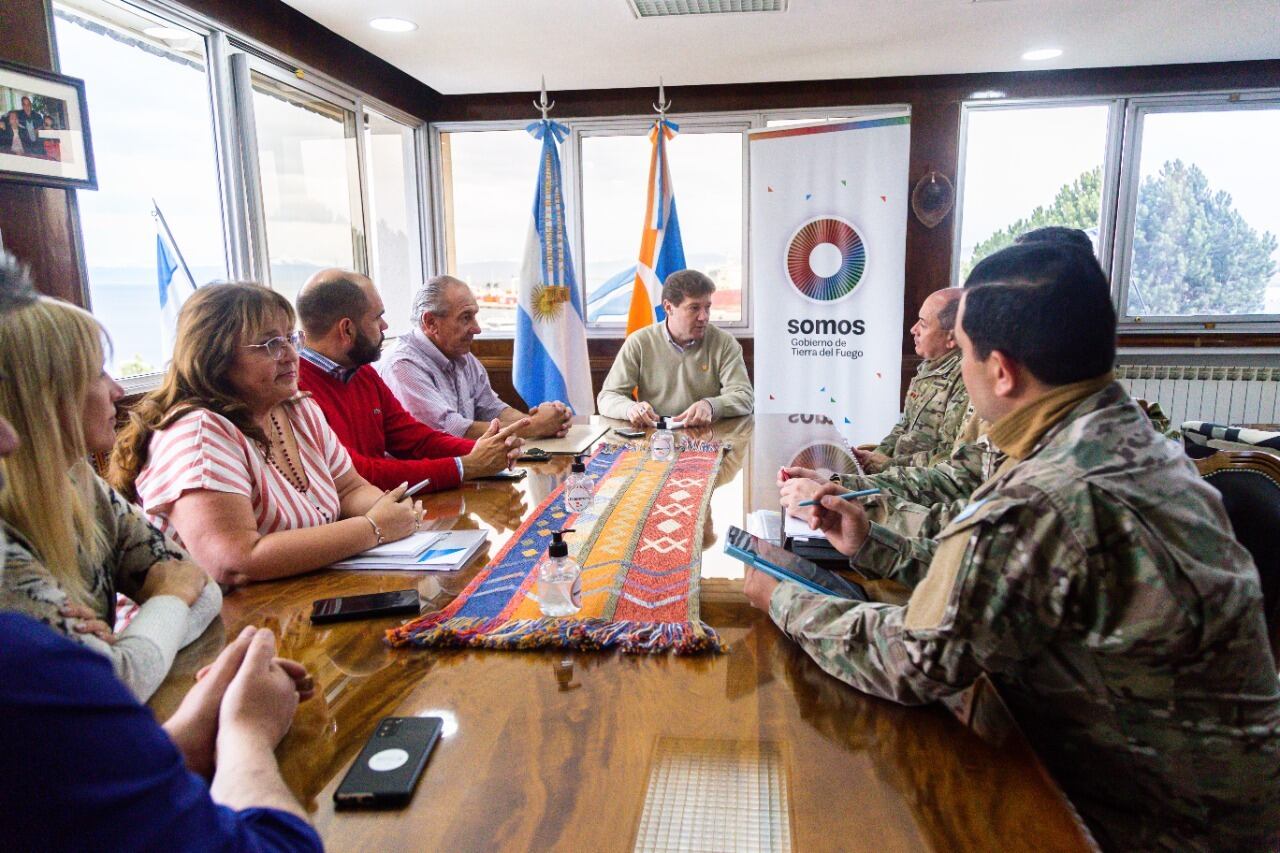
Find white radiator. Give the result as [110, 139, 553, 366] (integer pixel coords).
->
[1116, 365, 1280, 427]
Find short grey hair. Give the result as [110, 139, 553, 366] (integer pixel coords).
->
[661, 269, 715, 307]
[411, 275, 467, 326]
[0, 252, 38, 315]
[934, 288, 963, 332]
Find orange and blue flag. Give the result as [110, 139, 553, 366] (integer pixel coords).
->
[626, 118, 686, 336]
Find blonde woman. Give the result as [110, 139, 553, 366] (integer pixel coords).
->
[0, 261, 220, 701]
[111, 283, 421, 585]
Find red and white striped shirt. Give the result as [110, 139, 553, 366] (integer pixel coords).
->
[135, 398, 353, 545]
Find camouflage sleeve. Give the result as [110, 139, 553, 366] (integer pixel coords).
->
[869, 494, 968, 545]
[872, 414, 907, 458]
[888, 377, 971, 469]
[769, 495, 1081, 706]
[848, 520, 938, 587]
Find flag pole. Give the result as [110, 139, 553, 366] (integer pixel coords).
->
[151, 198, 197, 288]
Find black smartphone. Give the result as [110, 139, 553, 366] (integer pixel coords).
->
[472, 468, 528, 482]
[614, 428, 645, 439]
[519, 447, 551, 462]
[310, 588, 420, 625]
[724, 526, 867, 600]
[334, 716, 443, 809]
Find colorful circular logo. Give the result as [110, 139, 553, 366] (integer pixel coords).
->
[784, 216, 867, 302]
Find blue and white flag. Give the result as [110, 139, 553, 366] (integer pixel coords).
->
[514, 119, 593, 414]
[155, 207, 196, 360]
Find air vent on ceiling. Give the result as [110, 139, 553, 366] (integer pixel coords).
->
[627, 0, 788, 18]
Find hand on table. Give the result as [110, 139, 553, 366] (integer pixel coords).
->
[627, 401, 659, 429]
[527, 402, 572, 439]
[779, 478, 829, 527]
[851, 447, 889, 474]
[673, 399, 714, 428]
[366, 482, 420, 542]
[218, 628, 304, 751]
[139, 559, 209, 607]
[463, 418, 528, 477]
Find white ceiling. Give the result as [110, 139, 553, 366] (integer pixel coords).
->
[282, 0, 1280, 95]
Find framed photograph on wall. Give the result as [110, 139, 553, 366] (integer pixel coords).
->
[0, 59, 96, 190]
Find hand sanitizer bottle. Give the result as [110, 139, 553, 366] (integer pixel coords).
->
[650, 417, 675, 461]
[563, 454, 593, 514]
[538, 529, 582, 617]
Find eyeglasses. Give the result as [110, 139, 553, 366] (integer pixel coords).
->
[244, 330, 305, 361]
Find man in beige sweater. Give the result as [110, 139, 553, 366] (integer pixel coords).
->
[597, 270, 754, 428]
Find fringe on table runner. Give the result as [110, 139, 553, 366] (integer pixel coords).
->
[386, 615, 726, 655]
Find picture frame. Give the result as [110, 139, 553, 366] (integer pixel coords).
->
[0, 58, 96, 191]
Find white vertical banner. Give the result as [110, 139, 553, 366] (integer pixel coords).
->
[749, 114, 910, 444]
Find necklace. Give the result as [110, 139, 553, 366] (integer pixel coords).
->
[267, 410, 310, 493]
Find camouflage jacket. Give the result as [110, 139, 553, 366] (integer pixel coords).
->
[844, 410, 1004, 541]
[769, 382, 1280, 850]
[873, 350, 968, 468]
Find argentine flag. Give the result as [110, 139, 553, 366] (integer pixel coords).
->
[625, 118, 686, 336]
[155, 208, 196, 361]
[513, 119, 593, 415]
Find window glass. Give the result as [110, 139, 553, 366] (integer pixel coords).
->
[54, 1, 226, 378]
[437, 129, 530, 334]
[957, 104, 1111, 281]
[1124, 106, 1280, 317]
[581, 130, 743, 326]
[251, 73, 362, 306]
[364, 109, 422, 335]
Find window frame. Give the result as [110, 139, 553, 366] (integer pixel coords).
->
[428, 104, 909, 338]
[55, 0, 430, 392]
[1110, 91, 1280, 332]
[955, 90, 1280, 335]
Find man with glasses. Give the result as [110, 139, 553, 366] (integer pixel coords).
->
[597, 269, 754, 428]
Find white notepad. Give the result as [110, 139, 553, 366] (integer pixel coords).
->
[333, 529, 487, 572]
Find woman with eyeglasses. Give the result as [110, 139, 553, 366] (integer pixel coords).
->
[111, 283, 422, 586]
[0, 270, 220, 701]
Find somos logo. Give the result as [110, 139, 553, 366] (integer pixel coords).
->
[784, 216, 867, 303]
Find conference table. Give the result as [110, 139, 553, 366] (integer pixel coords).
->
[150, 414, 1096, 852]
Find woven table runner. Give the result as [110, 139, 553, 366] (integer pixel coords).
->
[387, 441, 726, 654]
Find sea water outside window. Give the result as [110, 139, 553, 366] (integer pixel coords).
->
[54, 0, 227, 378]
[435, 128, 532, 335]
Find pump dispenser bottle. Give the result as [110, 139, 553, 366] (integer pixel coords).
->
[650, 417, 675, 461]
[538, 528, 582, 617]
[563, 454, 593, 513]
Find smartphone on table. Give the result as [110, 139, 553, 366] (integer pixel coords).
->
[310, 588, 421, 624]
[471, 468, 528, 482]
[334, 716, 443, 809]
[614, 428, 645, 439]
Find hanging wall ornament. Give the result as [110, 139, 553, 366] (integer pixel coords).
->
[911, 169, 955, 228]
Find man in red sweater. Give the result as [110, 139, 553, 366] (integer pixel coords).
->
[296, 269, 526, 492]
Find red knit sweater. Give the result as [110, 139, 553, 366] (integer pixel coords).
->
[299, 359, 474, 491]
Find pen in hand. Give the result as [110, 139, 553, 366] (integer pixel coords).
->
[797, 487, 880, 507]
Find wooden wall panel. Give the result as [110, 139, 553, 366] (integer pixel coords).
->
[0, 0, 88, 305]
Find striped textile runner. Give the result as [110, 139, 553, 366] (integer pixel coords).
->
[387, 441, 726, 654]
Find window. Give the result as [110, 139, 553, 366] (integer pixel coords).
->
[54, 0, 226, 378]
[250, 71, 363, 306]
[436, 128, 532, 334]
[955, 102, 1113, 282]
[364, 108, 424, 335]
[1117, 103, 1280, 320]
[580, 128, 744, 326]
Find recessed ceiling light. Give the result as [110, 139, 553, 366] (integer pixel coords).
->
[143, 25, 190, 39]
[369, 17, 418, 32]
[1022, 48, 1063, 61]
[970, 90, 1007, 100]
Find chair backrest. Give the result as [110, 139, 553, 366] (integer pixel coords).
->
[1183, 420, 1280, 460]
[1195, 450, 1280, 664]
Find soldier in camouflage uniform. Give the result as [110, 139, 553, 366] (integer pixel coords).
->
[858, 289, 969, 473]
[747, 242, 1280, 851]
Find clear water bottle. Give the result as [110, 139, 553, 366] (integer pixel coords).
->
[538, 529, 582, 617]
[650, 416, 675, 461]
[563, 454, 593, 514]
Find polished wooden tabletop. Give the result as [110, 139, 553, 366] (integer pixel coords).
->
[152, 415, 1095, 852]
